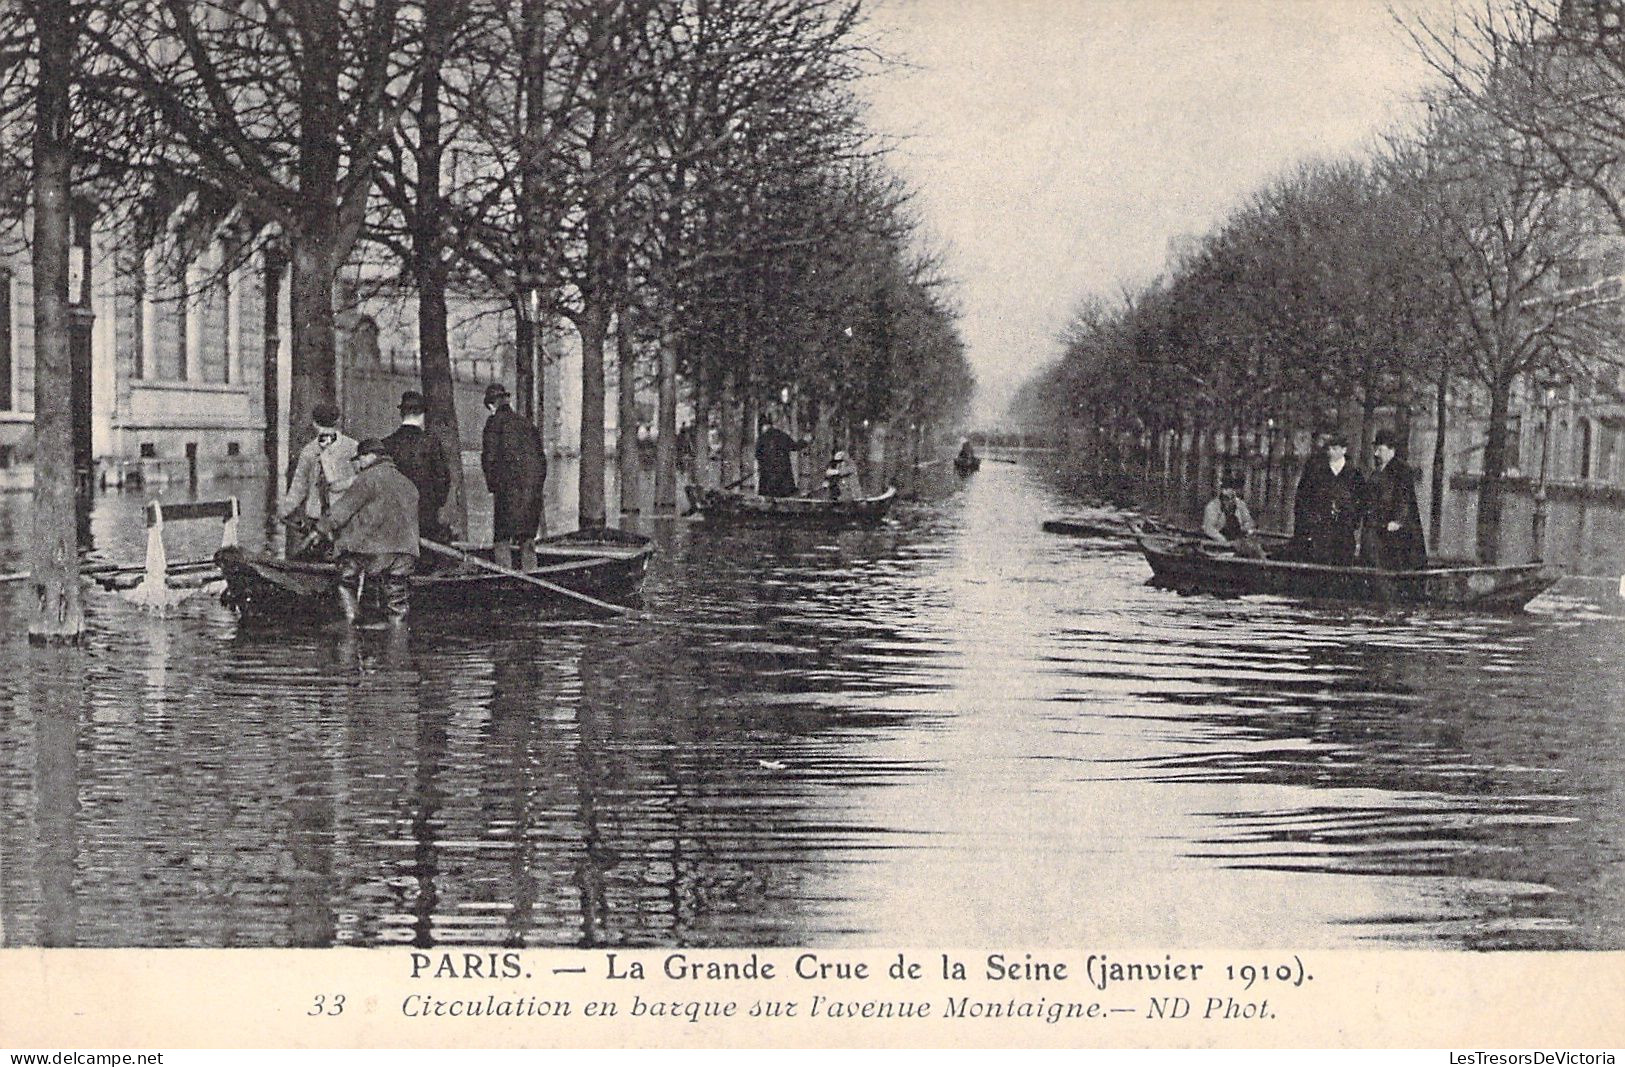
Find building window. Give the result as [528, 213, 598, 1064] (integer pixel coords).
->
[1505, 414, 1522, 475]
[1579, 420, 1594, 480]
[0, 268, 11, 411]
[139, 442, 156, 458]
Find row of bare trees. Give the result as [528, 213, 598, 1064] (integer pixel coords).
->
[3, 0, 973, 641]
[1012, 0, 1625, 563]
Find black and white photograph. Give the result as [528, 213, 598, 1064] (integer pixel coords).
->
[0, 0, 1621, 1051]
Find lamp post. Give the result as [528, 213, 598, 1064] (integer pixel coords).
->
[1533, 380, 1557, 561]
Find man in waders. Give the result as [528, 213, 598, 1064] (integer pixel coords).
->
[318, 439, 419, 626]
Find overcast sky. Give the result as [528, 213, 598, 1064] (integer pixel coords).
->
[860, 0, 1450, 423]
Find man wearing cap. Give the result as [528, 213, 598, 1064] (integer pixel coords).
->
[1289, 431, 1364, 565]
[480, 382, 546, 570]
[1201, 474, 1265, 559]
[1361, 429, 1427, 570]
[383, 389, 451, 544]
[316, 439, 419, 625]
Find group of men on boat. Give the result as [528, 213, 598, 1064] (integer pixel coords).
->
[277, 385, 546, 625]
[1200, 428, 1427, 571]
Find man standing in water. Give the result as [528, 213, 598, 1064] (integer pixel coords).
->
[317, 439, 420, 626]
[480, 383, 546, 570]
[754, 416, 807, 497]
[1361, 429, 1427, 570]
[384, 390, 451, 545]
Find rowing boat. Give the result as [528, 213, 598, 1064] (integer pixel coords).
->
[216, 527, 652, 620]
[683, 485, 897, 525]
[1136, 532, 1561, 611]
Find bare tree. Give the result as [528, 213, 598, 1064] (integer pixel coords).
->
[25, 0, 84, 643]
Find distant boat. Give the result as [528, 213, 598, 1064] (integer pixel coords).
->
[1135, 532, 1560, 611]
[215, 528, 652, 621]
[684, 485, 897, 525]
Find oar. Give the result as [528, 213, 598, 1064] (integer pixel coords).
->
[419, 538, 638, 617]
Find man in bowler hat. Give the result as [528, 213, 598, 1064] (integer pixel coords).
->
[480, 382, 546, 570]
[383, 389, 451, 545]
[1361, 429, 1427, 570]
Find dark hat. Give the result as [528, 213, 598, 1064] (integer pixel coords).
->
[1221, 473, 1244, 490]
[356, 437, 390, 459]
[398, 390, 428, 414]
[1325, 431, 1349, 448]
[311, 402, 340, 429]
[1373, 429, 1400, 449]
[484, 382, 510, 405]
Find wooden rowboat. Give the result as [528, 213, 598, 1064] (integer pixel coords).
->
[1136, 532, 1561, 611]
[684, 485, 897, 525]
[216, 528, 652, 620]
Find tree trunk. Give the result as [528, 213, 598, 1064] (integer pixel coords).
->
[692, 367, 711, 488]
[516, 0, 547, 424]
[577, 302, 608, 528]
[414, 6, 467, 537]
[287, 239, 338, 456]
[1430, 370, 1448, 549]
[1475, 377, 1512, 563]
[720, 367, 741, 487]
[616, 307, 640, 514]
[653, 308, 678, 512]
[28, 0, 83, 644]
[514, 304, 537, 420]
[290, 7, 342, 457]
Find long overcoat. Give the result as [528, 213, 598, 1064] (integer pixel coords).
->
[383, 423, 450, 537]
[482, 404, 547, 542]
[1290, 457, 1365, 565]
[1360, 459, 1427, 570]
[754, 427, 804, 497]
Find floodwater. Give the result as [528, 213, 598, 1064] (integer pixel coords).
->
[0, 457, 1621, 950]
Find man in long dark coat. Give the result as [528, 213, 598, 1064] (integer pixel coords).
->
[1289, 432, 1364, 565]
[480, 383, 546, 570]
[754, 417, 806, 497]
[383, 390, 451, 545]
[1361, 429, 1427, 570]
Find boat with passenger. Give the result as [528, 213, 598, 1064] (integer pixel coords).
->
[684, 485, 897, 525]
[216, 527, 652, 620]
[1135, 531, 1560, 611]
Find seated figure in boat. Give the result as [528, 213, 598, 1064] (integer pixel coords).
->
[317, 439, 420, 627]
[1288, 432, 1363, 565]
[1201, 475, 1265, 559]
[956, 440, 979, 466]
[279, 403, 357, 560]
[755, 417, 809, 497]
[1360, 429, 1427, 570]
[824, 449, 858, 501]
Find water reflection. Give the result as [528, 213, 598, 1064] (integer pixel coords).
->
[0, 459, 1620, 949]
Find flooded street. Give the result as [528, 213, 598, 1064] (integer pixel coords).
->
[1, 460, 1621, 950]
